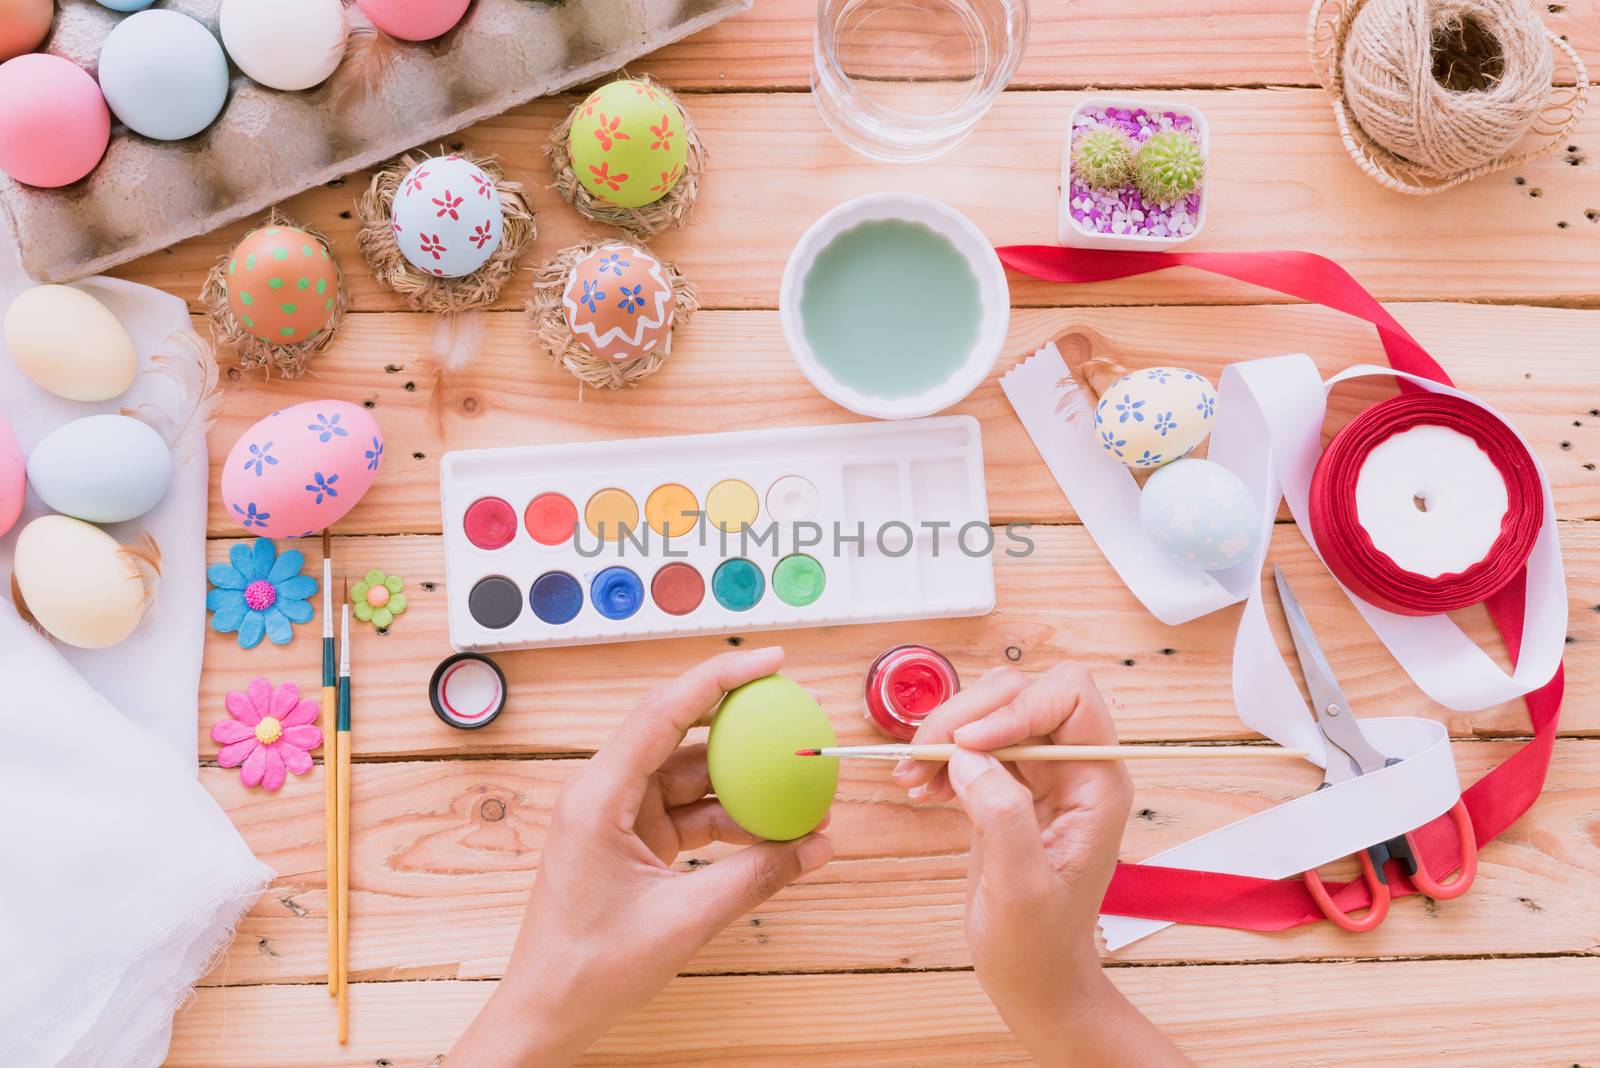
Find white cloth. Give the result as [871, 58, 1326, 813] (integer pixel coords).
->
[0, 246, 209, 761]
[0, 237, 273, 1065]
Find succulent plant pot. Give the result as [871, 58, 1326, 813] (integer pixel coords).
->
[1058, 96, 1210, 251]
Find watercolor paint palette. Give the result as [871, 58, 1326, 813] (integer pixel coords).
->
[440, 417, 996, 652]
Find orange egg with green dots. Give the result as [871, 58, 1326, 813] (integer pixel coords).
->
[224, 226, 340, 345]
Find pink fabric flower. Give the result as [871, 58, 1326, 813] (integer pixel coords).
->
[213, 677, 323, 791]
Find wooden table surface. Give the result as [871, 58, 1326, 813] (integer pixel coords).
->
[143, 1, 1600, 1063]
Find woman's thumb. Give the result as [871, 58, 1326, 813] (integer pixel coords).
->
[948, 749, 1047, 874]
[687, 834, 833, 938]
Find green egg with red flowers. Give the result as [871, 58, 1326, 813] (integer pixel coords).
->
[707, 674, 838, 842]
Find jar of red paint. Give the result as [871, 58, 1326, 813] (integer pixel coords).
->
[863, 644, 960, 741]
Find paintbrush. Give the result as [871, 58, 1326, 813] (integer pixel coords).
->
[321, 531, 338, 999]
[797, 744, 1309, 762]
[335, 595, 351, 1044]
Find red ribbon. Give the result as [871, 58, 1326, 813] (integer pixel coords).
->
[998, 245, 1563, 932]
[1309, 393, 1545, 616]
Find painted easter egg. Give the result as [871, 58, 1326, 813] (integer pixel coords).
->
[569, 80, 689, 210]
[27, 415, 172, 525]
[0, 413, 23, 538]
[97, 10, 229, 141]
[707, 674, 838, 842]
[221, 399, 384, 537]
[0, 0, 54, 63]
[1093, 366, 1215, 469]
[14, 515, 148, 648]
[562, 243, 674, 362]
[1139, 458, 1260, 572]
[220, 0, 348, 92]
[356, 0, 469, 41]
[391, 156, 503, 279]
[4, 285, 137, 402]
[94, 0, 156, 10]
[0, 55, 110, 188]
[225, 226, 340, 344]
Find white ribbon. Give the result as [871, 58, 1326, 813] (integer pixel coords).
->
[1001, 346, 1565, 949]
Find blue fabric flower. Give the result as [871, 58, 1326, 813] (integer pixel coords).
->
[207, 539, 318, 650]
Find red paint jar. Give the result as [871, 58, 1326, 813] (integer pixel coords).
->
[864, 644, 960, 741]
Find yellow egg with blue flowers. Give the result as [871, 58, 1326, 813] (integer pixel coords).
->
[1093, 366, 1215, 469]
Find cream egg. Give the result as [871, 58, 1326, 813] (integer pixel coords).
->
[220, 0, 348, 92]
[1094, 366, 1215, 469]
[4, 285, 137, 402]
[14, 515, 148, 649]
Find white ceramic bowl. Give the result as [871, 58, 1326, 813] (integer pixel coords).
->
[1058, 96, 1210, 251]
[780, 192, 1010, 420]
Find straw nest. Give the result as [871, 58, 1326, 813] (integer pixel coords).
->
[544, 74, 707, 238]
[355, 149, 536, 312]
[1309, 0, 1589, 194]
[525, 240, 700, 391]
[200, 209, 348, 379]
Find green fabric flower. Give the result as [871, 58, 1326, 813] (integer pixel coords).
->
[350, 568, 407, 631]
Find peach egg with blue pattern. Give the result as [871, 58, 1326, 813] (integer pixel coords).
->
[561, 243, 674, 362]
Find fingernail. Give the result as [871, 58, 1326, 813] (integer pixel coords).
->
[947, 748, 997, 790]
[952, 723, 979, 744]
[892, 759, 913, 776]
[908, 784, 926, 800]
[797, 834, 834, 873]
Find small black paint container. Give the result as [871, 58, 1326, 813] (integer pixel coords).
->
[429, 653, 508, 730]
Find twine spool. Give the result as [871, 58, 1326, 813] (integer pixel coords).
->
[1310, 0, 1588, 194]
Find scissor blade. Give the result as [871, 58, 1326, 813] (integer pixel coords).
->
[1273, 566, 1390, 780]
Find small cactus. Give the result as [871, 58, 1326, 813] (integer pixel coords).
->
[1134, 130, 1205, 203]
[1071, 128, 1135, 191]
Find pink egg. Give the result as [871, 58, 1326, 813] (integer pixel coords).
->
[356, 0, 469, 41]
[0, 55, 110, 188]
[221, 399, 384, 537]
[0, 413, 23, 538]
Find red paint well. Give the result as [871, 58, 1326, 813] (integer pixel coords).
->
[525, 492, 579, 546]
[463, 496, 517, 550]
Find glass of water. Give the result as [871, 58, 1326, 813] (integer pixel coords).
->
[812, 0, 1029, 163]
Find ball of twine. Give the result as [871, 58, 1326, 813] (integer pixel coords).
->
[1310, 0, 1588, 194]
[544, 74, 707, 239]
[355, 149, 536, 313]
[525, 240, 700, 392]
[199, 209, 348, 379]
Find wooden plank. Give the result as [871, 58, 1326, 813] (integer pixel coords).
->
[169, 957, 1600, 1065]
[641, 0, 1600, 91]
[201, 303, 1600, 538]
[115, 91, 1600, 311]
[198, 522, 1597, 759]
[200, 739, 1599, 985]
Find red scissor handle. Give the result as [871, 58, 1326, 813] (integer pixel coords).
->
[1406, 799, 1478, 900]
[1303, 848, 1390, 933]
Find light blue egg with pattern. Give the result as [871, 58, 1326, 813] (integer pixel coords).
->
[1139, 458, 1260, 572]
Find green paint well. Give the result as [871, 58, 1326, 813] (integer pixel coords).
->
[772, 554, 825, 606]
[712, 558, 764, 612]
[798, 219, 981, 401]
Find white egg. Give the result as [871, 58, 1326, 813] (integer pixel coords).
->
[220, 0, 348, 92]
[1139, 458, 1261, 572]
[390, 156, 504, 279]
[27, 415, 173, 524]
[1094, 366, 1215, 469]
[13, 515, 148, 649]
[4, 285, 138, 402]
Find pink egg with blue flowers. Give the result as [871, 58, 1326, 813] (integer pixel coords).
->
[221, 399, 384, 536]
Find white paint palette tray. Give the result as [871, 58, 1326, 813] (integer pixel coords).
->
[440, 416, 996, 652]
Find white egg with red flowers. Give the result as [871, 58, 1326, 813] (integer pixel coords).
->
[390, 156, 503, 279]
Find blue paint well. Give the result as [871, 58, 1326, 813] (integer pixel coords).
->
[590, 566, 645, 621]
[530, 571, 583, 625]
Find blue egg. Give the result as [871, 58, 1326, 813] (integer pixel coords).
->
[1138, 458, 1260, 572]
[94, 0, 158, 10]
[590, 566, 644, 620]
[27, 414, 172, 524]
[97, 10, 229, 141]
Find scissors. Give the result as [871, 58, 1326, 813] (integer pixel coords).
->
[1274, 565, 1479, 932]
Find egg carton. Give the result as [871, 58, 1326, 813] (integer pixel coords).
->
[1, 0, 750, 284]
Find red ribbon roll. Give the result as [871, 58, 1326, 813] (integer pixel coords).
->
[1308, 393, 1545, 615]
